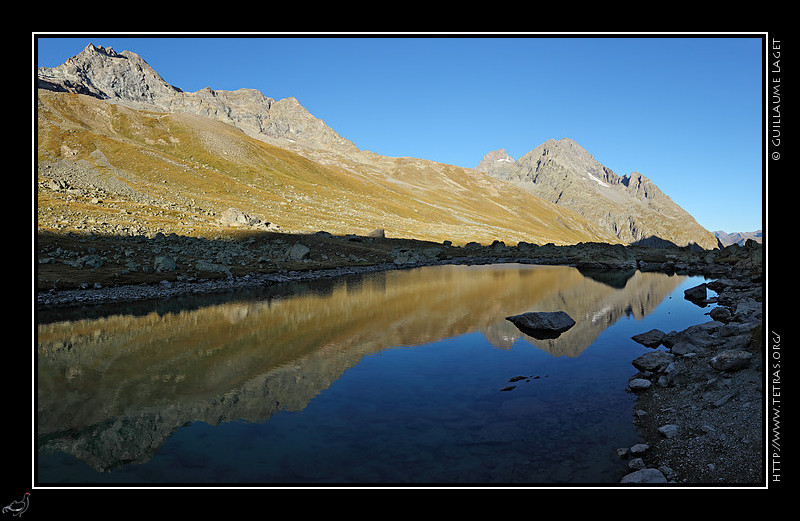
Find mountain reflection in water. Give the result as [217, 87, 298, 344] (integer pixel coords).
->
[37, 264, 684, 481]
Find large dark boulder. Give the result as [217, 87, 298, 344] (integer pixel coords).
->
[506, 311, 576, 339]
[684, 283, 708, 301]
[631, 329, 666, 348]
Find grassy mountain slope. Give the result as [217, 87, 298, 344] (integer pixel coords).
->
[36, 90, 617, 247]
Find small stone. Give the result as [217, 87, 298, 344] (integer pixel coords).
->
[631, 329, 666, 347]
[154, 255, 176, 272]
[709, 306, 732, 322]
[713, 392, 738, 408]
[628, 458, 646, 470]
[628, 378, 652, 392]
[620, 468, 667, 483]
[701, 425, 717, 434]
[709, 350, 753, 372]
[658, 466, 675, 480]
[286, 243, 310, 261]
[632, 351, 674, 373]
[658, 424, 680, 439]
[630, 443, 650, 455]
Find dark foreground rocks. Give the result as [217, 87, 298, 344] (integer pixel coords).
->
[36, 232, 762, 310]
[618, 250, 764, 485]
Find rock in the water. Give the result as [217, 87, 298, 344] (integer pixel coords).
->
[684, 283, 707, 301]
[505, 311, 576, 339]
[631, 329, 666, 347]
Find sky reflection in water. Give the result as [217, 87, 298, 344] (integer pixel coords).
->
[37, 264, 715, 485]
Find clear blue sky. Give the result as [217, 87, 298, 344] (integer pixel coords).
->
[35, 34, 765, 233]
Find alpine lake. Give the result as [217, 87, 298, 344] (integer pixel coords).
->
[36, 263, 718, 486]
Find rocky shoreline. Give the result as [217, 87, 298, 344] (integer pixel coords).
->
[616, 244, 764, 485]
[35, 231, 765, 486]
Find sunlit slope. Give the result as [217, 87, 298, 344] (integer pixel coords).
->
[36, 90, 617, 246]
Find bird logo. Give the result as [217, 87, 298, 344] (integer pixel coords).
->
[1, 493, 29, 517]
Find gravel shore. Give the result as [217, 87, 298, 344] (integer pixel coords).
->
[617, 273, 764, 485]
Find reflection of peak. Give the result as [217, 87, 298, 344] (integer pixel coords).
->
[502, 270, 685, 357]
[37, 264, 686, 470]
[576, 268, 636, 289]
[481, 321, 521, 349]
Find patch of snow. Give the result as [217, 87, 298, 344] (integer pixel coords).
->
[586, 171, 611, 187]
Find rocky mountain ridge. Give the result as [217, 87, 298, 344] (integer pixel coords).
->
[476, 141, 719, 249]
[37, 43, 717, 250]
[714, 230, 762, 247]
[37, 43, 362, 159]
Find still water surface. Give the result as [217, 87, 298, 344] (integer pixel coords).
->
[37, 263, 715, 485]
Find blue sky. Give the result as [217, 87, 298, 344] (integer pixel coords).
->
[35, 34, 765, 233]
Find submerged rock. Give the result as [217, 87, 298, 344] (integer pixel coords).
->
[505, 311, 576, 339]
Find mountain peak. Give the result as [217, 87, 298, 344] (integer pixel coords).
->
[478, 148, 515, 165]
[83, 43, 118, 57]
[39, 44, 180, 103]
[475, 149, 515, 178]
[477, 139, 718, 249]
[525, 137, 597, 165]
[37, 44, 359, 157]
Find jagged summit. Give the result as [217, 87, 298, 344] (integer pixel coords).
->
[37, 44, 360, 157]
[476, 138, 718, 249]
[38, 43, 182, 102]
